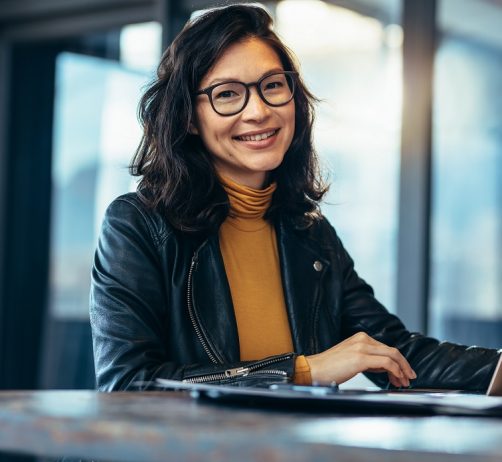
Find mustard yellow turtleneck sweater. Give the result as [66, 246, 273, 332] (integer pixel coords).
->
[218, 175, 311, 385]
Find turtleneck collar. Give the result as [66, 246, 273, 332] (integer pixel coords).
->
[219, 175, 277, 231]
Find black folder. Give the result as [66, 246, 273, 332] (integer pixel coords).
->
[155, 378, 502, 417]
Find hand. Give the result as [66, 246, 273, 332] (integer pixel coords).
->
[306, 332, 417, 387]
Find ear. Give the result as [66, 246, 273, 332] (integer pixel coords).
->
[189, 120, 199, 135]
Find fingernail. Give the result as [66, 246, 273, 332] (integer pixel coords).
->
[411, 370, 417, 379]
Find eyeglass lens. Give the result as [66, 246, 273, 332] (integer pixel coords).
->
[211, 73, 294, 115]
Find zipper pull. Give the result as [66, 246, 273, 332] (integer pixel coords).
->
[225, 367, 250, 378]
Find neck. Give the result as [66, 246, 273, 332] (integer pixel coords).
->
[215, 169, 270, 190]
[219, 174, 277, 225]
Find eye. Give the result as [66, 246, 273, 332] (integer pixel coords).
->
[212, 82, 245, 102]
[215, 89, 239, 100]
[264, 80, 284, 90]
[262, 74, 288, 92]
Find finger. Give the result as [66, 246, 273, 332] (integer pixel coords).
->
[343, 333, 416, 381]
[355, 343, 409, 374]
[359, 338, 416, 380]
[368, 367, 403, 388]
[367, 367, 405, 387]
[388, 373, 405, 389]
[362, 355, 410, 387]
[387, 373, 409, 388]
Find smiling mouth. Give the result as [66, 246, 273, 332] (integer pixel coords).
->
[234, 129, 279, 142]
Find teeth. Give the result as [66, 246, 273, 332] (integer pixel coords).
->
[238, 130, 276, 142]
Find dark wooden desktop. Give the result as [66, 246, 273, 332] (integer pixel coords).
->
[1, 390, 502, 461]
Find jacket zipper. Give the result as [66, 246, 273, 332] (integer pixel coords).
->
[187, 253, 221, 364]
[183, 354, 293, 384]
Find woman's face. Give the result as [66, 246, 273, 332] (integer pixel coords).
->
[192, 37, 295, 189]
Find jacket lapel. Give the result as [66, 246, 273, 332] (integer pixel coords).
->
[191, 234, 240, 363]
[276, 218, 330, 355]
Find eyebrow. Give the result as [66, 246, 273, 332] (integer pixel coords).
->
[205, 67, 285, 87]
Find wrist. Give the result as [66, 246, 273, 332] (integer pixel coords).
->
[305, 354, 322, 384]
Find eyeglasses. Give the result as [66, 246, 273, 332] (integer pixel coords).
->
[195, 71, 298, 116]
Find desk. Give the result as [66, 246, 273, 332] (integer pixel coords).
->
[1, 390, 502, 461]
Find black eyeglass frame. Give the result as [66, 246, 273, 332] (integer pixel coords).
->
[195, 71, 298, 116]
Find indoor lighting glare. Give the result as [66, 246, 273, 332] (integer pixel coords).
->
[295, 417, 499, 454]
[276, 0, 385, 54]
[385, 24, 404, 49]
[120, 22, 162, 71]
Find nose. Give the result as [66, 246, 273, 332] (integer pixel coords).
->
[241, 86, 270, 121]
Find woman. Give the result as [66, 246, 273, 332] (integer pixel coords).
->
[90, 4, 499, 391]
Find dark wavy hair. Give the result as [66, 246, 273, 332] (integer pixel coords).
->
[130, 3, 328, 234]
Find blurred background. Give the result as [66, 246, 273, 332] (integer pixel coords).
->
[0, 0, 501, 391]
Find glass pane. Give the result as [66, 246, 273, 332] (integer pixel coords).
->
[276, 0, 403, 313]
[430, 0, 502, 347]
[49, 23, 161, 321]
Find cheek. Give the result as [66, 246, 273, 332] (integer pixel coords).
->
[285, 106, 296, 141]
[284, 103, 295, 129]
[196, 109, 234, 143]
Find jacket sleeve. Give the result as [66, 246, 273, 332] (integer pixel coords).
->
[90, 197, 295, 391]
[327, 223, 500, 392]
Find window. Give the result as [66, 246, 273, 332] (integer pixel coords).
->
[429, 0, 502, 347]
[42, 23, 161, 388]
[49, 22, 161, 320]
[276, 0, 403, 313]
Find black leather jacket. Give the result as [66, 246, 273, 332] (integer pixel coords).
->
[90, 193, 499, 391]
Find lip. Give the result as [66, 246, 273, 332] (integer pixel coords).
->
[233, 128, 280, 139]
[233, 128, 280, 150]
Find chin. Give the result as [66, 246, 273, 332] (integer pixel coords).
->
[253, 153, 286, 171]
